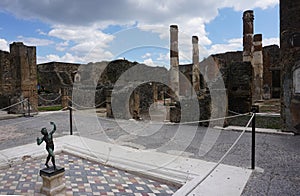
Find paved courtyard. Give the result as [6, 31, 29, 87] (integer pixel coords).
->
[0, 110, 299, 195]
[0, 153, 179, 195]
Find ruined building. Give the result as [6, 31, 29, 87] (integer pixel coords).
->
[178, 10, 281, 115]
[37, 62, 80, 107]
[2, 5, 297, 133]
[0, 42, 37, 113]
[280, 0, 300, 134]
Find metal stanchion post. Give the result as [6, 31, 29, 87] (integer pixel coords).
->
[251, 106, 256, 170]
[27, 99, 30, 117]
[69, 102, 73, 135]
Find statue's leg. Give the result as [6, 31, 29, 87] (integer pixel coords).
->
[45, 155, 50, 168]
[51, 156, 56, 170]
[48, 148, 56, 170]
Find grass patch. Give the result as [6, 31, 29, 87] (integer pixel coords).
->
[227, 115, 281, 129]
[38, 105, 63, 112]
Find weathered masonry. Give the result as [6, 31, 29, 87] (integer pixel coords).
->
[37, 62, 80, 107]
[0, 42, 38, 113]
[280, 0, 300, 134]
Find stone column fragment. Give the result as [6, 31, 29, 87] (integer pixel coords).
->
[170, 25, 180, 97]
[153, 83, 158, 102]
[252, 34, 263, 101]
[192, 36, 200, 92]
[243, 10, 254, 62]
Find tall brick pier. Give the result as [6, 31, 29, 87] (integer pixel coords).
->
[280, 0, 300, 134]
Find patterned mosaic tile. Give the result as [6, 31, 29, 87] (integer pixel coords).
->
[0, 153, 180, 195]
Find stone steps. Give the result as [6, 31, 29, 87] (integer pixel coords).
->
[255, 99, 281, 113]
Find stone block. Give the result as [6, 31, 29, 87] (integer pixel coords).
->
[40, 167, 65, 196]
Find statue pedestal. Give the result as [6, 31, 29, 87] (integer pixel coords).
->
[39, 167, 65, 196]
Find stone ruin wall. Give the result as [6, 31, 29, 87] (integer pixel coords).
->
[37, 62, 80, 107]
[0, 42, 38, 113]
[263, 45, 280, 99]
[38, 62, 80, 93]
[212, 52, 253, 113]
[0, 50, 12, 107]
[280, 0, 300, 134]
[71, 60, 168, 119]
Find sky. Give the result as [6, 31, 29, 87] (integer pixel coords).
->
[0, 0, 279, 68]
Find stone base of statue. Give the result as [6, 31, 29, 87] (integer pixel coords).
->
[39, 166, 65, 196]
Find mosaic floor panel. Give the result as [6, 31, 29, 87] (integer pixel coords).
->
[0, 153, 179, 195]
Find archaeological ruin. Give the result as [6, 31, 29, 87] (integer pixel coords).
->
[0, 42, 38, 113]
[0, 3, 299, 134]
[280, 0, 300, 133]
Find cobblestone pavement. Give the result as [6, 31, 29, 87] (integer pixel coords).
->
[0, 153, 179, 195]
[0, 111, 299, 195]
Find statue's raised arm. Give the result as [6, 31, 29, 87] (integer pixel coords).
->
[49, 121, 56, 135]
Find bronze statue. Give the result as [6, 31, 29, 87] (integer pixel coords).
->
[37, 122, 56, 170]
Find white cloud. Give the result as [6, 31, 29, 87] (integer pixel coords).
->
[143, 58, 163, 67]
[222, 0, 278, 11]
[55, 41, 69, 52]
[0, 0, 279, 65]
[0, 0, 278, 26]
[138, 24, 169, 39]
[38, 53, 84, 64]
[46, 25, 115, 62]
[0, 38, 9, 51]
[263, 37, 279, 46]
[36, 29, 47, 35]
[16, 36, 53, 46]
[49, 25, 114, 48]
[37, 48, 113, 64]
[142, 53, 151, 59]
[143, 58, 155, 66]
[207, 38, 243, 55]
[157, 53, 169, 61]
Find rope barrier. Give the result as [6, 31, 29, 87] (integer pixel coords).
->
[0, 98, 28, 111]
[228, 109, 244, 115]
[67, 97, 106, 109]
[184, 113, 255, 195]
[172, 112, 250, 125]
[0, 105, 68, 126]
[38, 94, 62, 102]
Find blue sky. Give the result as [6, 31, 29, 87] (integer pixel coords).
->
[0, 0, 279, 68]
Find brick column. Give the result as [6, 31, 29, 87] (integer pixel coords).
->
[153, 83, 158, 102]
[252, 34, 263, 101]
[243, 10, 254, 62]
[170, 25, 180, 97]
[10, 42, 38, 113]
[192, 36, 200, 93]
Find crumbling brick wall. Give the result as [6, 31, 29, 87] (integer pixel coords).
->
[0, 42, 38, 113]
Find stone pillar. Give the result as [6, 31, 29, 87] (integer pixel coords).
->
[153, 83, 158, 102]
[61, 88, 69, 108]
[192, 36, 200, 93]
[252, 34, 263, 101]
[243, 10, 254, 62]
[130, 90, 140, 119]
[280, 0, 300, 134]
[106, 89, 113, 118]
[10, 42, 38, 113]
[170, 25, 180, 97]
